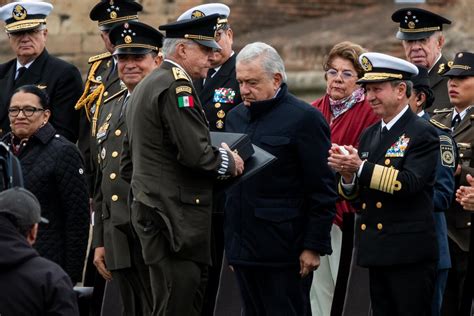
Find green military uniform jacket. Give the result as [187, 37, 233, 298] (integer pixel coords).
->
[92, 88, 132, 270]
[77, 53, 123, 193]
[426, 55, 451, 115]
[121, 60, 235, 265]
[432, 107, 474, 251]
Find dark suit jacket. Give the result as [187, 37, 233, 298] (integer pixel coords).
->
[426, 55, 451, 115]
[341, 108, 439, 267]
[432, 107, 474, 251]
[194, 54, 241, 131]
[0, 49, 83, 142]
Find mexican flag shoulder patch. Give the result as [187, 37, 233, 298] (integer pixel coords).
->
[177, 95, 194, 108]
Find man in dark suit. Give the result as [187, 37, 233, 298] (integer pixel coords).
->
[431, 51, 474, 315]
[0, 1, 82, 142]
[224, 42, 337, 316]
[392, 8, 452, 115]
[120, 14, 244, 316]
[178, 3, 241, 131]
[92, 21, 164, 315]
[330, 52, 439, 316]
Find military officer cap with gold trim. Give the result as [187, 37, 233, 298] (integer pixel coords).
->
[109, 21, 164, 55]
[89, 0, 142, 31]
[177, 3, 230, 30]
[159, 13, 221, 50]
[442, 52, 474, 77]
[0, 1, 53, 34]
[391, 7, 451, 41]
[358, 52, 418, 84]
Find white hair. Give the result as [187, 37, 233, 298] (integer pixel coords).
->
[161, 38, 195, 58]
[236, 42, 287, 82]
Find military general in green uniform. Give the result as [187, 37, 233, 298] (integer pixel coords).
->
[120, 14, 244, 316]
[92, 21, 164, 315]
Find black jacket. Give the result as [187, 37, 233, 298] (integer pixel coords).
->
[224, 84, 337, 266]
[3, 123, 90, 282]
[0, 216, 79, 315]
[0, 49, 83, 142]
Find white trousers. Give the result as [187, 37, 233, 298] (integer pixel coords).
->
[310, 223, 343, 316]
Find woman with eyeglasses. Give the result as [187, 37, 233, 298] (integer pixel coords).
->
[3, 84, 90, 285]
[310, 41, 378, 316]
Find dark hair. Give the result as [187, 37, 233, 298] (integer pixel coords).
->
[414, 86, 435, 109]
[0, 213, 32, 237]
[11, 85, 50, 110]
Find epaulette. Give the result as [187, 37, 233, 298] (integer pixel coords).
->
[88, 52, 112, 64]
[172, 67, 190, 81]
[429, 118, 450, 132]
[433, 108, 452, 114]
[104, 88, 127, 104]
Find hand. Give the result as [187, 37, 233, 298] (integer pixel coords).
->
[455, 164, 462, 176]
[93, 247, 112, 281]
[222, 142, 244, 177]
[456, 174, 474, 211]
[299, 249, 320, 278]
[328, 144, 362, 180]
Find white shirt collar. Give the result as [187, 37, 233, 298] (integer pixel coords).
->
[453, 106, 472, 121]
[381, 105, 410, 131]
[16, 59, 34, 70]
[417, 110, 425, 117]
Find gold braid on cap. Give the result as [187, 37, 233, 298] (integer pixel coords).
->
[6, 19, 46, 32]
[98, 15, 139, 26]
[74, 60, 105, 136]
[361, 73, 403, 81]
[450, 64, 472, 70]
[184, 34, 215, 41]
[399, 26, 440, 33]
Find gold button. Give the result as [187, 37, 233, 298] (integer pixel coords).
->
[115, 129, 122, 136]
[385, 159, 390, 165]
[110, 173, 116, 180]
[215, 102, 221, 108]
[377, 223, 383, 230]
[361, 224, 367, 231]
[112, 151, 119, 158]
[195, 198, 200, 205]
[362, 203, 366, 210]
[468, 222, 472, 227]
[103, 91, 109, 97]
[111, 195, 118, 201]
[460, 153, 464, 158]
[376, 202, 382, 209]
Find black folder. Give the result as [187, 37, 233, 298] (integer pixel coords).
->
[210, 132, 277, 190]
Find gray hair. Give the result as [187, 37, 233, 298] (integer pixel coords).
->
[161, 38, 195, 58]
[389, 79, 413, 98]
[236, 42, 287, 83]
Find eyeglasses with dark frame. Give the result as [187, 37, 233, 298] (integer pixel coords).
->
[8, 106, 46, 117]
[326, 68, 357, 80]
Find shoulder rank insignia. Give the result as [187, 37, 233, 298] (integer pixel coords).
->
[433, 108, 452, 114]
[429, 119, 450, 131]
[104, 88, 127, 104]
[176, 86, 192, 94]
[172, 67, 190, 81]
[437, 63, 445, 74]
[88, 52, 112, 64]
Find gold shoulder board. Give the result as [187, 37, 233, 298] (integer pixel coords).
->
[433, 108, 452, 114]
[88, 52, 112, 64]
[104, 88, 127, 104]
[172, 67, 190, 81]
[429, 119, 450, 131]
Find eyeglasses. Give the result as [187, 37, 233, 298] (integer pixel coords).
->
[8, 106, 46, 117]
[326, 69, 357, 80]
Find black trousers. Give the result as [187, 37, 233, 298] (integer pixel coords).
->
[369, 261, 437, 316]
[234, 265, 312, 316]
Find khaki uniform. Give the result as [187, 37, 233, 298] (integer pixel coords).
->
[76, 53, 123, 192]
[121, 60, 234, 315]
[432, 107, 474, 251]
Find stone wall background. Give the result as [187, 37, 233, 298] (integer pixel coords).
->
[0, 0, 469, 97]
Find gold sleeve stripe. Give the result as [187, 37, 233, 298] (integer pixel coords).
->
[370, 164, 402, 194]
[338, 180, 359, 201]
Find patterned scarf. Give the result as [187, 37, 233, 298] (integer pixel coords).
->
[329, 87, 365, 119]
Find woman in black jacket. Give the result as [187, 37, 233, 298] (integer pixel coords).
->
[3, 85, 89, 283]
